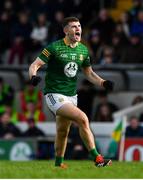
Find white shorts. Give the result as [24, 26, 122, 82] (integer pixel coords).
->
[45, 93, 77, 115]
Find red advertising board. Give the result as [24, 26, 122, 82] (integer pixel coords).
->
[123, 138, 143, 161]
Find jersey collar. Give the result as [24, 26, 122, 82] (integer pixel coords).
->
[63, 37, 78, 48]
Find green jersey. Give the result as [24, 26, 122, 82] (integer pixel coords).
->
[38, 38, 91, 96]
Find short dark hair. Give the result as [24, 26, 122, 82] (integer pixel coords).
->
[62, 17, 79, 28]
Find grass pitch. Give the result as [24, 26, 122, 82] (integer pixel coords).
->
[0, 160, 142, 179]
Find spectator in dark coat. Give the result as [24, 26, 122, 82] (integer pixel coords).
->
[0, 12, 11, 57]
[91, 9, 115, 44]
[125, 116, 143, 137]
[121, 34, 143, 63]
[23, 118, 45, 137]
[8, 12, 32, 64]
[48, 11, 64, 43]
[0, 112, 21, 139]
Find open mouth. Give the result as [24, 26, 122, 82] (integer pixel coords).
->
[75, 32, 81, 37]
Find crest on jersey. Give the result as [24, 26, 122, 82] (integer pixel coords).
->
[64, 62, 78, 77]
[80, 54, 84, 61]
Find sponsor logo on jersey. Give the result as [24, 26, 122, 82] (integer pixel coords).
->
[64, 62, 78, 77]
[60, 54, 68, 58]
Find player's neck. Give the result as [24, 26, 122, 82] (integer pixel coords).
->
[64, 36, 78, 48]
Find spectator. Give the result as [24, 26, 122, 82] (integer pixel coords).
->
[8, 12, 32, 64]
[4, 104, 26, 124]
[90, 8, 115, 44]
[68, 0, 83, 22]
[34, 0, 55, 21]
[30, 13, 49, 52]
[48, 10, 64, 42]
[3, 0, 15, 20]
[111, 33, 126, 63]
[23, 101, 46, 122]
[94, 91, 118, 121]
[121, 34, 143, 63]
[94, 103, 113, 122]
[15, 0, 32, 15]
[125, 116, 143, 137]
[77, 79, 96, 120]
[130, 10, 143, 37]
[54, 0, 67, 15]
[128, 0, 143, 20]
[118, 12, 131, 38]
[88, 29, 103, 63]
[0, 112, 21, 139]
[0, 11, 11, 64]
[99, 46, 115, 65]
[114, 22, 129, 45]
[23, 118, 45, 137]
[19, 80, 42, 112]
[0, 77, 14, 114]
[131, 95, 143, 105]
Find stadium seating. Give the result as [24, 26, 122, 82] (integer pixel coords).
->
[126, 71, 143, 91]
[0, 71, 21, 90]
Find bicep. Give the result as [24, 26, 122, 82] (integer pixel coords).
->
[31, 57, 46, 68]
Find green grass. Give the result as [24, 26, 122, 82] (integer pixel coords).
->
[0, 160, 142, 178]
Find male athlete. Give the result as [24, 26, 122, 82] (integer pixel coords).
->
[29, 17, 114, 168]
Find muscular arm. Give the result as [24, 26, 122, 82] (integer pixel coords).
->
[29, 57, 45, 79]
[82, 66, 105, 87]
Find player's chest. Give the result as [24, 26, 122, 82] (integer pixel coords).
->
[54, 49, 84, 66]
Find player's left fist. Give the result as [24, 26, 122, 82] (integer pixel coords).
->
[30, 75, 41, 86]
[102, 80, 114, 92]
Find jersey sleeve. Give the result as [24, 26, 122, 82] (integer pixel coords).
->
[38, 44, 54, 63]
[82, 50, 91, 67]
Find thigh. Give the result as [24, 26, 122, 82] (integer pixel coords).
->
[56, 103, 88, 123]
[56, 115, 72, 132]
[45, 93, 74, 115]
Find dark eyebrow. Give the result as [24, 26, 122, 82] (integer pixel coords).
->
[71, 24, 81, 28]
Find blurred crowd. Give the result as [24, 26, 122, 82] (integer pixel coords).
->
[0, 0, 143, 64]
[1, 75, 143, 136]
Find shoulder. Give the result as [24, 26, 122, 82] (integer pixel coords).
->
[79, 42, 90, 55]
[79, 42, 88, 51]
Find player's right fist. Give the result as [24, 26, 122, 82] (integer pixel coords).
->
[103, 80, 114, 92]
[30, 75, 41, 86]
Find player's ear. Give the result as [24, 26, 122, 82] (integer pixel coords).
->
[63, 26, 68, 35]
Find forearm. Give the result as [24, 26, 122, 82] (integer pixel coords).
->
[29, 57, 44, 79]
[86, 70, 105, 87]
[29, 64, 39, 79]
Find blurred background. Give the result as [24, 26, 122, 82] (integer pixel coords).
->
[0, 0, 143, 161]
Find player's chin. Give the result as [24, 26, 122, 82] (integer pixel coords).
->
[75, 36, 81, 42]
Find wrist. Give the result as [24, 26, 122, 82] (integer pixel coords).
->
[100, 79, 105, 87]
